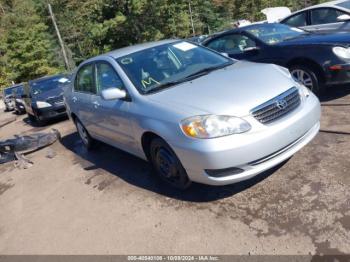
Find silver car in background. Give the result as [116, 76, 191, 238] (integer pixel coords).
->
[64, 40, 321, 189]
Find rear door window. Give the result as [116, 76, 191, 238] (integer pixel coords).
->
[75, 64, 96, 94]
[310, 8, 346, 25]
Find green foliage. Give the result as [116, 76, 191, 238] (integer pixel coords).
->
[0, 0, 329, 91]
[0, 0, 64, 91]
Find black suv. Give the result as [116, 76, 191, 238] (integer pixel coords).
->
[23, 74, 69, 123]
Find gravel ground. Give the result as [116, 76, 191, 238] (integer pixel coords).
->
[0, 87, 349, 256]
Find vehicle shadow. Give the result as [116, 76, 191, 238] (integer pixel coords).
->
[22, 115, 69, 129]
[60, 132, 287, 202]
[319, 84, 350, 103]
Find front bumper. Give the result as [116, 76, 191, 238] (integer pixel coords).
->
[4, 101, 14, 111]
[325, 63, 350, 86]
[171, 94, 321, 186]
[33, 104, 67, 121]
[15, 101, 26, 114]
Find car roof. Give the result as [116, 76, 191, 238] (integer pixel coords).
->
[282, 0, 350, 20]
[302, 0, 350, 10]
[29, 74, 66, 84]
[4, 83, 25, 90]
[87, 39, 179, 61]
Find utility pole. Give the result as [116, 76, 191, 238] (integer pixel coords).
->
[0, 3, 5, 15]
[48, 3, 70, 71]
[188, 1, 195, 36]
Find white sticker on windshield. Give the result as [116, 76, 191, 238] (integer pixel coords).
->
[173, 42, 197, 51]
[58, 77, 69, 83]
[291, 27, 304, 33]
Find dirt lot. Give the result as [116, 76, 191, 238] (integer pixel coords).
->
[0, 87, 349, 256]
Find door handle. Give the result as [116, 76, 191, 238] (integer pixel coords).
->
[93, 101, 100, 108]
[72, 97, 77, 103]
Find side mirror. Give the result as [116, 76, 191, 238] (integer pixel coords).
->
[101, 88, 127, 101]
[337, 14, 350, 21]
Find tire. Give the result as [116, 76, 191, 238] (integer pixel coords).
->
[289, 65, 324, 95]
[28, 113, 36, 122]
[75, 119, 95, 150]
[149, 138, 191, 190]
[28, 113, 43, 126]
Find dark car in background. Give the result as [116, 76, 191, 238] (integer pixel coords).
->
[12, 84, 26, 114]
[187, 35, 208, 44]
[23, 74, 69, 124]
[203, 23, 350, 94]
[2, 85, 16, 111]
[280, 0, 350, 33]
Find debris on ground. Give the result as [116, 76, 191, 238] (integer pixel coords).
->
[0, 129, 61, 168]
[46, 147, 57, 159]
[0, 116, 17, 128]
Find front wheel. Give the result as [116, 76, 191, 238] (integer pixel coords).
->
[75, 119, 95, 150]
[289, 65, 323, 95]
[149, 138, 191, 190]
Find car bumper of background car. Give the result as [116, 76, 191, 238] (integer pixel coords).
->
[171, 94, 321, 186]
[325, 63, 350, 85]
[15, 102, 26, 113]
[33, 104, 67, 121]
[5, 102, 15, 111]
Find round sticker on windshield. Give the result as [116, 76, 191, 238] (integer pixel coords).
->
[121, 57, 133, 64]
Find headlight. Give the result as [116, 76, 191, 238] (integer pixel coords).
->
[296, 83, 310, 98]
[36, 101, 52, 108]
[181, 115, 251, 139]
[333, 46, 350, 59]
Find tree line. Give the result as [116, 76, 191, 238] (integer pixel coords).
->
[0, 0, 327, 90]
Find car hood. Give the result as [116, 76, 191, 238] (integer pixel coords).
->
[33, 87, 63, 102]
[278, 32, 350, 46]
[148, 61, 297, 117]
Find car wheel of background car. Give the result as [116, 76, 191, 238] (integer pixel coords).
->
[290, 65, 322, 95]
[28, 113, 43, 126]
[150, 138, 191, 190]
[28, 114, 36, 122]
[75, 119, 95, 150]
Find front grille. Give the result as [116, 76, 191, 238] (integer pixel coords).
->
[251, 87, 301, 124]
[47, 95, 63, 105]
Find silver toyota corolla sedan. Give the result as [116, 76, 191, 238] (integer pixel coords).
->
[64, 39, 321, 189]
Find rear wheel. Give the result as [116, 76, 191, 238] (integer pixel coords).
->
[289, 65, 323, 95]
[149, 138, 191, 190]
[75, 119, 95, 150]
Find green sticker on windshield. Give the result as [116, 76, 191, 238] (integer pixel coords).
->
[141, 77, 160, 89]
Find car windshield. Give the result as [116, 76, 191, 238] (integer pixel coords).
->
[246, 24, 307, 45]
[14, 85, 25, 96]
[337, 0, 350, 9]
[4, 88, 14, 96]
[116, 41, 233, 94]
[31, 76, 67, 96]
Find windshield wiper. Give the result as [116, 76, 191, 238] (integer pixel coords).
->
[144, 79, 190, 94]
[144, 62, 233, 94]
[184, 62, 233, 80]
